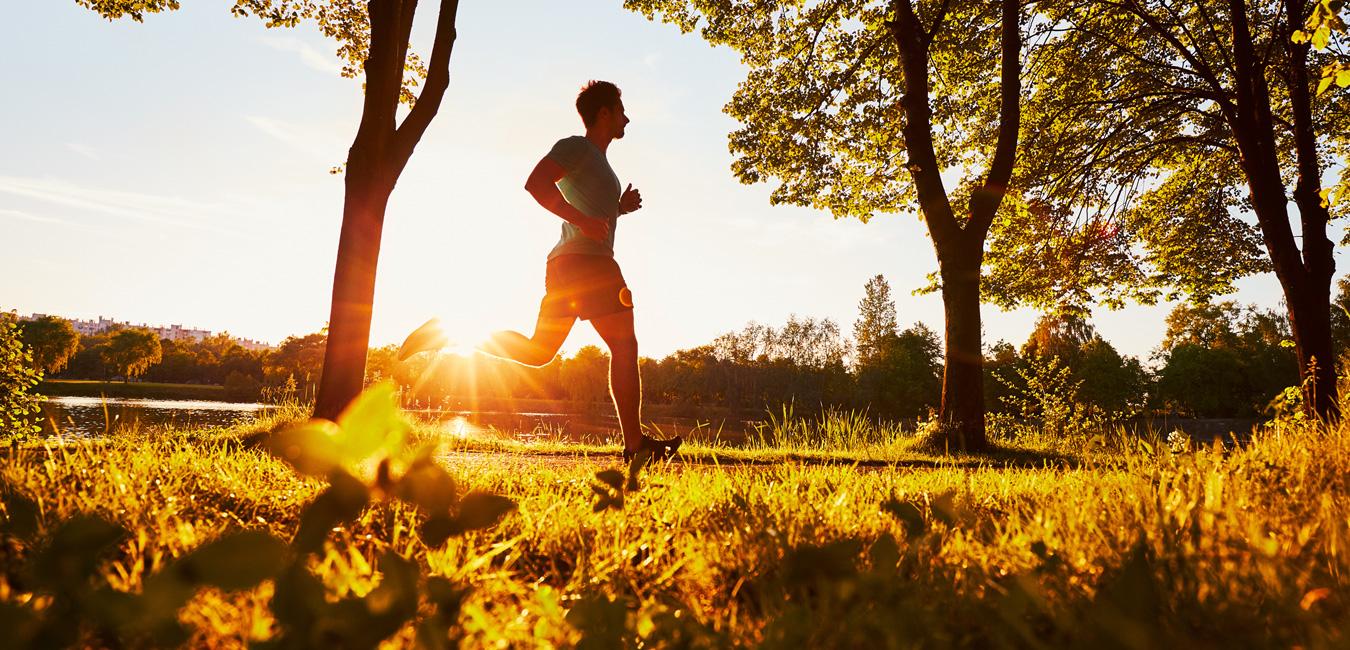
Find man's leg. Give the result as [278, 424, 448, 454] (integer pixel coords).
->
[589, 309, 641, 451]
[478, 313, 576, 368]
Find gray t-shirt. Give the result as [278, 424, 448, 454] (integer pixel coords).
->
[545, 135, 621, 259]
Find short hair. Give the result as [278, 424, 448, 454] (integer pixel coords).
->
[576, 80, 622, 128]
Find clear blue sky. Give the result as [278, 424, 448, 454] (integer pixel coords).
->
[0, 1, 1308, 364]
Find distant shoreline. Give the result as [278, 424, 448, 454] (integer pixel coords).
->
[35, 380, 766, 422]
[38, 380, 235, 403]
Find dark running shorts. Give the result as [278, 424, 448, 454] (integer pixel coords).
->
[540, 254, 633, 321]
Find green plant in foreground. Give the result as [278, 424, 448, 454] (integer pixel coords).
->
[2, 389, 1348, 647]
[0, 382, 515, 649]
[1, 318, 44, 441]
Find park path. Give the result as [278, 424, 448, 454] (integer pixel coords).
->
[432, 449, 1067, 474]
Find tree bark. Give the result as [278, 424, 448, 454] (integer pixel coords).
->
[887, 0, 1019, 451]
[937, 238, 988, 451]
[313, 0, 461, 420]
[1225, 0, 1338, 420]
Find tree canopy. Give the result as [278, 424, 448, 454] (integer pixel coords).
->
[18, 317, 79, 375]
[103, 329, 163, 383]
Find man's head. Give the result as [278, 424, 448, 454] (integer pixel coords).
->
[576, 80, 628, 138]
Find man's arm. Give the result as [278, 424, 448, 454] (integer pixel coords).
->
[524, 157, 609, 242]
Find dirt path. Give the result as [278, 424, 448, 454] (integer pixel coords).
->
[434, 449, 1079, 473]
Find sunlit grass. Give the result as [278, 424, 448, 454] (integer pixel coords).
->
[2, 401, 1347, 647]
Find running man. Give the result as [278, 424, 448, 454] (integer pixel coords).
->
[400, 80, 680, 462]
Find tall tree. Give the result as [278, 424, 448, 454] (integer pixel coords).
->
[80, 0, 465, 419]
[854, 274, 899, 368]
[18, 316, 80, 375]
[103, 329, 163, 383]
[626, 0, 1027, 451]
[266, 331, 329, 399]
[1012, 0, 1350, 419]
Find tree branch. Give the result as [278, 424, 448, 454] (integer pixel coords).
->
[395, 0, 460, 162]
[967, 0, 1021, 237]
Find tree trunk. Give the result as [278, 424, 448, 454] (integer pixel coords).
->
[1227, 0, 1338, 421]
[313, 168, 394, 420]
[311, 0, 461, 420]
[887, 0, 1017, 452]
[937, 238, 988, 451]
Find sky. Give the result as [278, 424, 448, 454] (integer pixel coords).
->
[0, 1, 1319, 365]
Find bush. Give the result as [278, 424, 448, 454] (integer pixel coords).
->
[222, 370, 263, 402]
[1, 318, 44, 440]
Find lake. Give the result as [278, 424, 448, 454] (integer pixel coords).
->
[39, 396, 277, 437]
[38, 397, 755, 444]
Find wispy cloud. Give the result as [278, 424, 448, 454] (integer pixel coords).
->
[262, 36, 344, 76]
[65, 143, 99, 160]
[0, 176, 233, 233]
[245, 115, 350, 162]
[0, 207, 63, 225]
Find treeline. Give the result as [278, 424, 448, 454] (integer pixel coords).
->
[378, 276, 1327, 421]
[12, 315, 329, 402]
[12, 271, 1343, 417]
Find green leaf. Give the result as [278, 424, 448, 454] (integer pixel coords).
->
[1319, 74, 1335, 95]
[31, 516, 126, 590]
[595, 469, 625, 490]
[0, 485, 42, 542]
[880, 498, 925, 538]
[173, 530, 289, 590]
[421, 515, 457, 548]
[931, 491, 959, 527]
[451, 492, 517, 533]
[293, 470, 370, 555]
[264, 419, 343, 476]
[869, 533, 900, 572]
[565, 594, 632, 649]
[396, 456, 457, 515]
[1313, 24, 1332, 50]
[336, 381, 408, 461]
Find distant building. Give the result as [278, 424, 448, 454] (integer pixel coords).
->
[16, 313, 273, 351]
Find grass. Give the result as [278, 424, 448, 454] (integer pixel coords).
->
[1, 396, 1347, 648]
[38, 380, 231, 402]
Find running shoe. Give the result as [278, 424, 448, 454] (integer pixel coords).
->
[623, 434, 683, 463]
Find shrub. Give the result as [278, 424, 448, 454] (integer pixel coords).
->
[0, 318, 43, 440]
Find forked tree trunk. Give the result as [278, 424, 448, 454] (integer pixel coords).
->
[887, 0, 1019, 452]
[313, 0, 461, 420]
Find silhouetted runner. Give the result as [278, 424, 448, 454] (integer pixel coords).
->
[401, 80, 681, 463]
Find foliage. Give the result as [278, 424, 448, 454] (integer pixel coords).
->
[855, 323, 943, 419]
[0, 318, 44, 440]
[102, 328, 163, 383]
[76, 0, 427, 104]
[996, 353, 1083, 440]
[1016, 0, 1347, 418]
[560, 345, 611, 405]
[3, 402, 1349, 646]
[1154, 302, 1299, 417]
[17, 316, 79, 375]
[853, 274, 897, 368]
[1076, 337, 1149, 416]
[265, 331, 327, 399]
[1294, 0, 1350, 96]
[0, 382, 515, 648]
[624, 0, 1017, 224]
